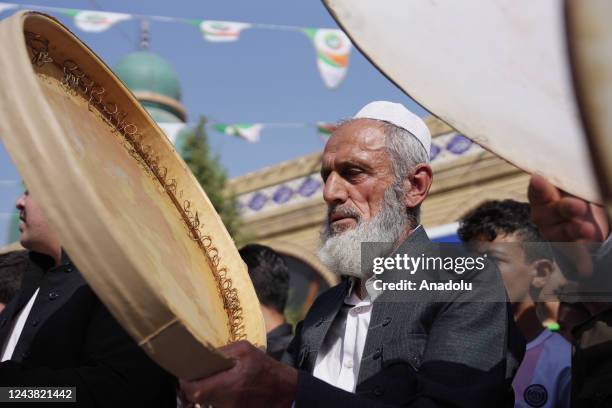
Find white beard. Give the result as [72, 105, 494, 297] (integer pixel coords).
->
[318, 186, 408, 280]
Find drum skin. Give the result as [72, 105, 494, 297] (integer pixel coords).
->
[566, 0, 612, 214]
[0, 11, 266, 380]
[324, 0, 601, 203]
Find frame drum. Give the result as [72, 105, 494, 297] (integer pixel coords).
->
[0, 11, 266, 380]
[324, 0, 601, 203]
[566, 0, 612, 215]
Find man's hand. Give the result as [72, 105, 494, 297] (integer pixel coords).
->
[180, 341, 297, 408]
[528, 174, 609, 242]
[528, 174, 609, 277]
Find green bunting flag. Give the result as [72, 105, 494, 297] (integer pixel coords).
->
[316, 122, 337, 140]
[61, 9, 132, 32]
[213, 123, 264, 143]
[200, 20, 252, 42]
[304, 28, 352, 89]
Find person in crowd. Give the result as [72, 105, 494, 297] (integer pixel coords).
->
[180, 101, 523, 407]
[556, 286, 590, 344]
[239, 243, 292, 360]
[528, 174, 612, 408]
[0, 250, 28, 313]
[536, 264, 568, 332]
[459, 199, 571, 408]
[0, 190, 176, 407]
[536, 302, 562, 333]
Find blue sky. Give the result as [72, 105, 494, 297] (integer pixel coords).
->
[0, 0, 427, 244]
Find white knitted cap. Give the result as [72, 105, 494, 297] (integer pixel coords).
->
[354, 101, 431, 158]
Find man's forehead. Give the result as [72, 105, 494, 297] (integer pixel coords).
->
[324, 119, 387, 154]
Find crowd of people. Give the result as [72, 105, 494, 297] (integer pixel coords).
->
[0, 101, 610, 407]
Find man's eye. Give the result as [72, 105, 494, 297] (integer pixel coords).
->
[344, 168, 363, 177]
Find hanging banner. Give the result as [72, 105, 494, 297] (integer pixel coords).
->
[0, 3, 16, 14]
[305, 28, 352, 89]
[63, 9, 132, 32]
[157, 122, 188, 144]
[200, 20, 251, 42]
[213, 123, 264, 142]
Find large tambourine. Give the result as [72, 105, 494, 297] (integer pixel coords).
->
[566, 0, 612, 215]
[323, 0, 601, 203]
[0, 11, 265, 380]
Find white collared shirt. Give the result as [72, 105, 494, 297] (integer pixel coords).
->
[312, 277, 380, 392]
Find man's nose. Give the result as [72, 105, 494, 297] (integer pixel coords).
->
[323, 173, 348, 205]
[15, 194, 25, 210]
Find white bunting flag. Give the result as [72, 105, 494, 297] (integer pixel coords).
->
[213, 124, 263, 142]
[72, 10, 132, 33]
[200, 20, 251, 42]
[305, 28, 352, 89]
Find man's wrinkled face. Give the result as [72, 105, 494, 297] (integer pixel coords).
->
[15, 190, 56, 254]
[321, 119, 396, 236]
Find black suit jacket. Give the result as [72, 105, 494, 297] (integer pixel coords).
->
[0, 251, 176, 407]
[283, 228, 524, 407]
[267, 323, 293, 361]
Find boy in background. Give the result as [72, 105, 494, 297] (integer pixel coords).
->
[459, 199, 571, 408]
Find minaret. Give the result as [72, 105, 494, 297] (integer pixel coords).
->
[139, 18, 149, 51]
[113, 23, 189, 153]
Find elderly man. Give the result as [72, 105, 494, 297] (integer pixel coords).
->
[181, 101, 521, 407]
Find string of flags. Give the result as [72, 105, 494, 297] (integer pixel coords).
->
[158, 122, 479, 163]
[0, 3, 353, 89]
[157, 122, 337, 144]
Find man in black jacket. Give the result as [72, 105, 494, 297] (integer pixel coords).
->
[180, 101, 523, 407]
[0, 249, 28, 312]
[0, 189, 176, 407]
[240, 244, 293, 361]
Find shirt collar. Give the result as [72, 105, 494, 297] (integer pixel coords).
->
[345, 276, 381, 307]
[29, 249, 72, 274]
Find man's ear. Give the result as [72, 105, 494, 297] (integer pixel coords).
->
[403, 163, 433, 209]
[531, 258, 554, 289]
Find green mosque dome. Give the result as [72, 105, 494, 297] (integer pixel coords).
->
[114, 50, 181, 101]
[114, 50, 187, 122]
